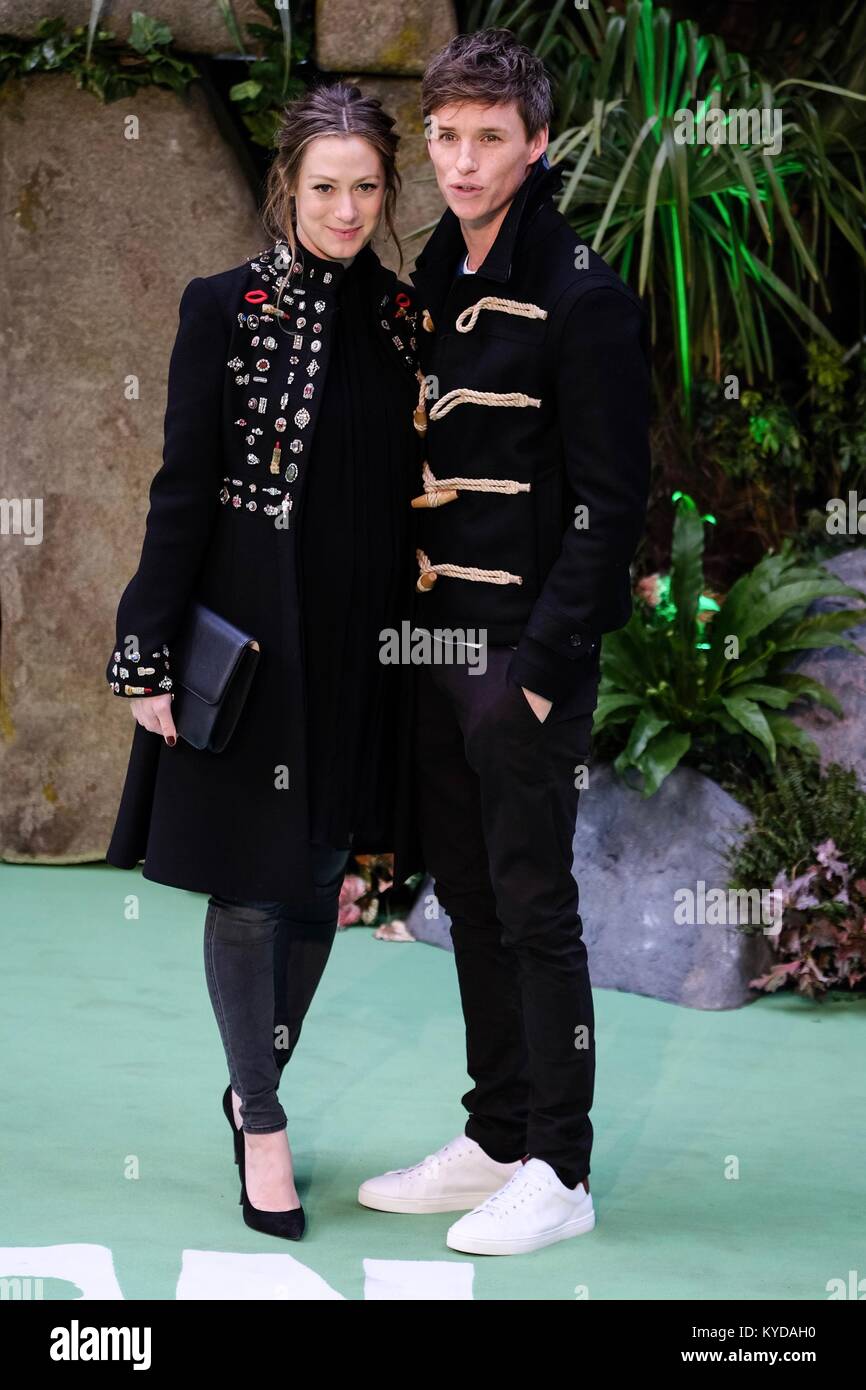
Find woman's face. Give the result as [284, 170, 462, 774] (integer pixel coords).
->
[291, 134, 386, 264]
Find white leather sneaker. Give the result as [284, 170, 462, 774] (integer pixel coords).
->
[358, 1134, 525, 1214]
[445, 1157, 595, 1254]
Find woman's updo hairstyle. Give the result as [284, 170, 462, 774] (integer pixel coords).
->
[261, 80, 404, 271]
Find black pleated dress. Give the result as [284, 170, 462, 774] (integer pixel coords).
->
[297, 248, 418, 850]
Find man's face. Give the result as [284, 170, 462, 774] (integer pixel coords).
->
[425, 99, 548, 230]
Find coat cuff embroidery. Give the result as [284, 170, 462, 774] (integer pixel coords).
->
[108, 643, 172, 697]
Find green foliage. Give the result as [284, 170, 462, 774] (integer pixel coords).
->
[635, 568, 720, 630]
[807, 339, 850, 424]
[693, 342, 866, 495]
[469, 0, 866, 419]
[0, 13, 198, 98]
[695, 379, 808, 486]
[807, 341, 866, 490]
[0, 4, 311, 134]
[219, 0, 312, 148]
[793, 345, 866, 555]
[595, 493, 866, 795]
[727, 756, 866, 890]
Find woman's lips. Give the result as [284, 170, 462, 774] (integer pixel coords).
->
[328, 226, 362, 239]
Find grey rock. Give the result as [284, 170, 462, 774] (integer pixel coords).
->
[406, 763, 775, 1009]
[406, 879, 454, 949]
[788, 547, 866, 788]
[569, 763, 772, 1009]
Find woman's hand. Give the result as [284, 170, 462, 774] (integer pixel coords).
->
[129, 693, 177, 746]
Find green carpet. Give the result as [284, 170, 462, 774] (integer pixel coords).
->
[1, 861, 863, 1301]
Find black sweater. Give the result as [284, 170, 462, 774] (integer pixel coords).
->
[298, 250, 417, 847]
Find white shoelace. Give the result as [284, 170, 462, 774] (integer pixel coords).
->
[388, 1149, 447, 1180]
[476, 1167, 550, 1218]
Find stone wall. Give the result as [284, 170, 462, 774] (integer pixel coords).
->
[0, 0, 266, 53]
[316, 0, 455, 75]
[0, 76, 264, 862]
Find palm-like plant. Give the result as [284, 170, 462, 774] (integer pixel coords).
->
[596, 492, 866, 796]
[466, 0, 866, 418]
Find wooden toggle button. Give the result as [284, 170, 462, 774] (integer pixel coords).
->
[411, 489, 459, 509]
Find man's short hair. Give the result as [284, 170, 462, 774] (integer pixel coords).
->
[422, 27, 553, 140]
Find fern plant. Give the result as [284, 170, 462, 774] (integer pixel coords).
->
[595, 492, 866, 795]
[726, 756, 866, 891]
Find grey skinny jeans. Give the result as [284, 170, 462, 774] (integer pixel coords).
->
[203, 842, 352, 1133]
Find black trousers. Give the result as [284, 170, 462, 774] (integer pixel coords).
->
[414, 641, 598, 1189]
[203, 843, 351, 1133]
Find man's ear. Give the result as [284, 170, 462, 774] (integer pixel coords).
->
[532, 124, 550, 163]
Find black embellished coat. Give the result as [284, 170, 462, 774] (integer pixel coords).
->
[104, 240, 424, 900]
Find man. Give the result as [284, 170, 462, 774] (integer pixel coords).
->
[360, 28, 651, 1255]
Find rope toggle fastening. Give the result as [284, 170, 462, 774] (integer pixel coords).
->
[455, 296, 548, 333]
[415, 547, 523, 593]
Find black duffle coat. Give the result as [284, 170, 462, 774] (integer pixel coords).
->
[386, 156, 652, 883]
[407, 154, 652, 703]
[104, 239, 425, 900]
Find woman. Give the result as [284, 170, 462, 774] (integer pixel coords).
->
[104, 83, 423, 1240]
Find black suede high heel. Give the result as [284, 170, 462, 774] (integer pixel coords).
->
[222, 1084, 244, 1167]
[222, 1084, 305, 1238]
[238, 1130, 306, 1241]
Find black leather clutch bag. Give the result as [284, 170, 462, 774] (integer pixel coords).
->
[170, 601, 261, 753]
